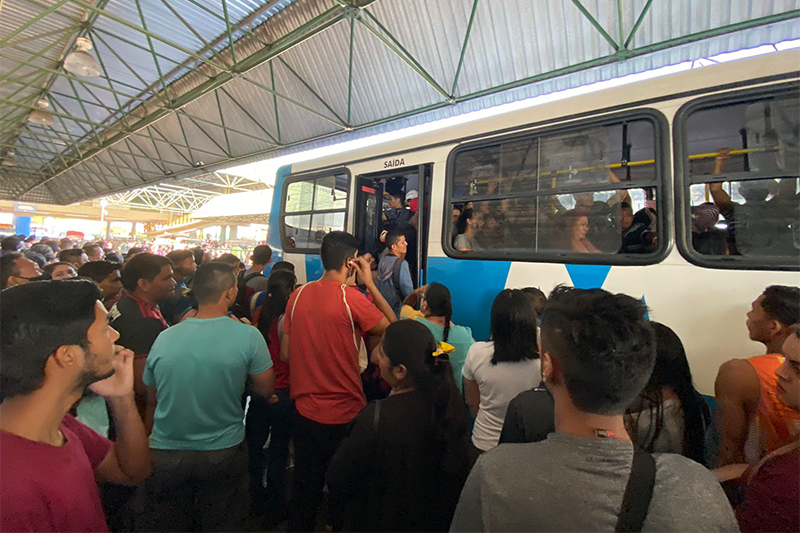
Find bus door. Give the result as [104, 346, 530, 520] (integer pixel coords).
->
[354, 177, 384, 259]
[353, 164, 433, 286]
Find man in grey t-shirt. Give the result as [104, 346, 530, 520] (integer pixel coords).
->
[451, 287, 738, 532]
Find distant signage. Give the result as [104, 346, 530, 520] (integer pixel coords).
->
[13, 202, 37, 213]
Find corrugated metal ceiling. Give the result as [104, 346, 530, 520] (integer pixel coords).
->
[0, 0, 798, 205]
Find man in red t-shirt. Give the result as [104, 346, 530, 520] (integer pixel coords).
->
[281, 231, 394, 532]
[0, 280, 152, 532]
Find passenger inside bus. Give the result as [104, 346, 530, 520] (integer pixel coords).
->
[620, 204, 658, 254]
[454, 208, 483, 251]
[708, 148, 799, 257]
[382, 179, 413, 230]
[564, 210, 601, 254]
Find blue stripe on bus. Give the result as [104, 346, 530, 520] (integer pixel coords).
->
[305, 254, 324, 282]
[564, 264, 611, 289]
[426, 257, 512, 341]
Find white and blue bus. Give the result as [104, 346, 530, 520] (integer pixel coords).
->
[266, 50, 799, 394]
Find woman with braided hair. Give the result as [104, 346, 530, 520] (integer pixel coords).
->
[327, 320, 472, 532]
[400, 282, 475, 395]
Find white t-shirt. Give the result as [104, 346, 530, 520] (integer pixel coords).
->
[462, 341, 540, 451]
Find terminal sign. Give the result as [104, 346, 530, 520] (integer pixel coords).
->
[383, 157, 405, 169]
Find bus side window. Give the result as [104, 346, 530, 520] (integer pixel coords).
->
[447, 115, 664, 263]
[680, 88, 799, 267]
[281, 172, 350, 252]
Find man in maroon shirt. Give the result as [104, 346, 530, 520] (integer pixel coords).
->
[735, 325, 800, 532]
[0, 279, 151, 532]
[109, 253, 174, 419]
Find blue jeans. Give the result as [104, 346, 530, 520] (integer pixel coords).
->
[245, 388, 295, 515]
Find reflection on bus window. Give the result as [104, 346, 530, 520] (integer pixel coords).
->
[282, 173, 349, 251]
[451, 188, 658, 256]
[451, 119, 656, 201]
[688, 178, 799, 258]
[684, 91, 799, 262]
[449, 117, 660, 259]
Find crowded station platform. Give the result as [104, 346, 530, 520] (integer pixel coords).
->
[2, 0, 800, 532]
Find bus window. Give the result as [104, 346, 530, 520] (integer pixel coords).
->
[452, 187, 658, 255]
[447, 114, 665, 263]
[281, 171, 350, 252]
[678, 87, 799, 267]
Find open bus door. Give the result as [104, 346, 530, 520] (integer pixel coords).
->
[354, 164, 433, 287]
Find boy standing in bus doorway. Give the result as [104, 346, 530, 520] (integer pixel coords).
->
[382, 179, 412, 229]
[715, 285, 800, 467]
[376, 229, 414, 319]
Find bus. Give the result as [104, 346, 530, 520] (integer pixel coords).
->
[266, 50, 800, 394]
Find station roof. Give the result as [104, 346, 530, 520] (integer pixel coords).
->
[1, 0, 798, 205]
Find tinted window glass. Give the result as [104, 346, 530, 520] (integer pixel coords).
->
[688, 179, 799, 258]
[285, 181, 315, 213]
[451, 188, 657, 255]
[448, 116, 662, 261]
[683, 90, 800, 263]
[281, 172, 349, 251]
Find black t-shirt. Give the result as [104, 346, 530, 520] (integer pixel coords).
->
[499, 382, 556, 444]
[327, 391, 470, 532]
[384, 208, 412, 228]
[108, 292, 167, 357]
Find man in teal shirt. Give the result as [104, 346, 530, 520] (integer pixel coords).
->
[139, 263, 275, 532]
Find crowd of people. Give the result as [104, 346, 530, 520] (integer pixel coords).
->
[1, 226, 799, 533]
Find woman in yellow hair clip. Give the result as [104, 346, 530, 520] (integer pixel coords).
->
[399, 282, 475, 397]
[327, 320, 472, 532]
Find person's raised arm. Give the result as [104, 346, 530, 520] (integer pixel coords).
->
[715, 358, 760, 467]
[91, 347, 152, 485]
[355, 256, 396, 324]
[403, 285, 427, 308]
[607, 170, 631, 206]
[709, 148, 735, 216]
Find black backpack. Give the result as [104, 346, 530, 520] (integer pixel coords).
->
[231, 271, 265, 319]
[390, 256, 406, 301]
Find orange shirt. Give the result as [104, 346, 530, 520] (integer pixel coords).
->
[747, 354, 800, 460]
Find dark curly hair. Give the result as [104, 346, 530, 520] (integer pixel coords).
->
[540, 286, 656, 415]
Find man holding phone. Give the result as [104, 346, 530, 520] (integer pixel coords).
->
[281, 231, 395, 532]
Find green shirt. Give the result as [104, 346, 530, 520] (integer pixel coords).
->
[143, 317, 272, 451]
[412, 317, 474, 394]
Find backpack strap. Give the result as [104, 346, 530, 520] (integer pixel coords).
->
[340, 284, 360, 354]
[391, 256, 405, 298]
[615, 448, 656, 533]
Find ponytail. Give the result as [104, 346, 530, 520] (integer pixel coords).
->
[424, 282, 453, 342]
[257, 270, 297, 344]
[382, 321, 470, 471]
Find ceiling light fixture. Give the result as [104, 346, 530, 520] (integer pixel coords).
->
[63, 36, 101, 78]
[2, 152, 19, 167]
[27, 99, 54, 126]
